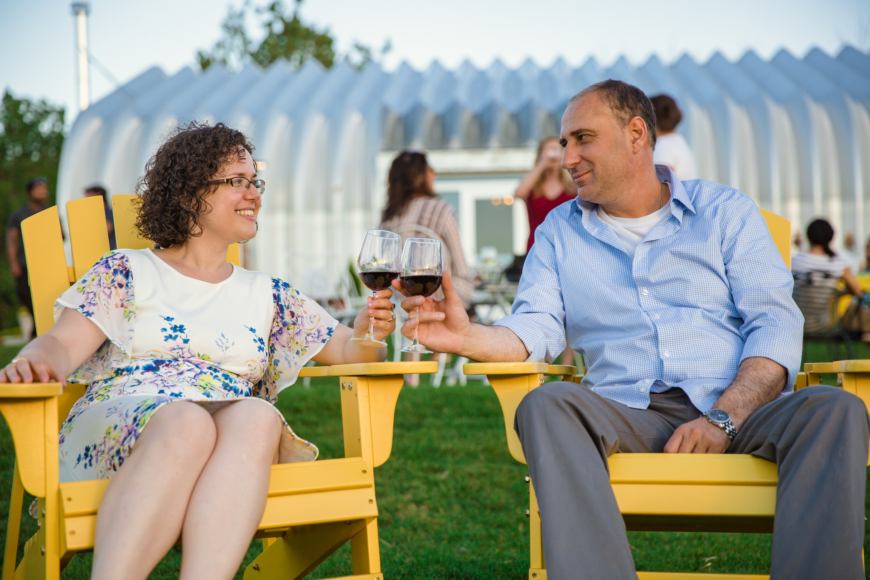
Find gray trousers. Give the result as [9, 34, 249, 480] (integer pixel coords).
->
[515, 383, 870, 580]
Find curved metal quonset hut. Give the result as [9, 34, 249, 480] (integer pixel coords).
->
[57, 46, 870, 297]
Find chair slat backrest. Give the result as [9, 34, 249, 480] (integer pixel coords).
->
[759, 208, 790, 268]
[68, 196, 111, 280]
[111, 194, 152, 250]
[21, 206, 69, 337]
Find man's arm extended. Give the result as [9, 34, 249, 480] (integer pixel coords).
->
[664, 356, 786, 453]
[395, 271, 530, 362]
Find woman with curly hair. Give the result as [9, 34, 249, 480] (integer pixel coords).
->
[0, 122, 397, 579]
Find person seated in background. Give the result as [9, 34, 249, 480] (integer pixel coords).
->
[84, 184, 117, 249]
[650, 94, 697, 180]
[393, 80, 868, 580]
[793, 218, 869, 338]
[0, 121, 397, 580]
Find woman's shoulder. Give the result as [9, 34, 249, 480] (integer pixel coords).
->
[792, 251, 848, 273]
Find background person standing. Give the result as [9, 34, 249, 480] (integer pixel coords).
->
[650, 94, 697, 180]
[6, 177, 48, 330]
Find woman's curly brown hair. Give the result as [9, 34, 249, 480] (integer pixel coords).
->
[135, 121, 255, 248]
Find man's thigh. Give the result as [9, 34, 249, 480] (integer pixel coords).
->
[516, 382, 698, 455]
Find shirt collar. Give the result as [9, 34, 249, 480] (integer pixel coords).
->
[570, 164, 696, 218]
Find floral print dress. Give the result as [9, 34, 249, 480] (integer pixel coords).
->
[55, 249, 337, 482]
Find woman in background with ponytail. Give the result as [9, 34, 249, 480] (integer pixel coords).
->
[792, 218, 866, 337]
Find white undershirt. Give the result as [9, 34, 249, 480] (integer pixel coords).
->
[597, 188, 673, 257]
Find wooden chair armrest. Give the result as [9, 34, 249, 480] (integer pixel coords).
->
[464, 362, 552, 375]
[327, 361, 437, 376]
[0, 383, 64, 398]
[804, 362, 835, 374]
[832, 360, 870, 373]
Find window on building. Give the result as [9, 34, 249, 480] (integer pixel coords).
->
[476, 198, 513, 255]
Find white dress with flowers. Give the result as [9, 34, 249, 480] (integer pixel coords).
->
[55, 249, 337, 482]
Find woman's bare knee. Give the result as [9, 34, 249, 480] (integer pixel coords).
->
[213, 400, 282, 459]
[133, 402, 217, 462]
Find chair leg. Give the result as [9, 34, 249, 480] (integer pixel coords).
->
[432, 354, 447, 388]
[351, 519, 381, 575]
[529, 479, 545, 578]
[243, 520, 368, 580]
[2, 462, 24, 580]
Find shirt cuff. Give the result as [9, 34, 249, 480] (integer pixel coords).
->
[740, 328, 803, 393]
[494, 314, 551, 363]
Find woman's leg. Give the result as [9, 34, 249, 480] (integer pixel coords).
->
[178, 400, 282, 580]
[91, 402, 218, 580]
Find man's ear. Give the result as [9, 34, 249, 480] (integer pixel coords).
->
[626, 116, 648, 154]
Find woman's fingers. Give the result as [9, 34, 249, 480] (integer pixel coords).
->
[0, 369, 7, 383]
[16, 359, 34, 383]
[5, 361, 22, 383]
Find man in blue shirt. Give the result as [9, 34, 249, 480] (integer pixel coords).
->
[394, 80, 869, 579]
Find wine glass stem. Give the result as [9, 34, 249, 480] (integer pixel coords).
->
[367, 292, 376, 339]
[413, 307, 421, 345]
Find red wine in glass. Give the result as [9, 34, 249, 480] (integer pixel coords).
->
[360, 271, 400, 292]
[400, 275, 442, 297]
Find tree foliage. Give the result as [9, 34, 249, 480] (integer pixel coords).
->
[197, 0, 390, 73]
[0, 91, 65, 329]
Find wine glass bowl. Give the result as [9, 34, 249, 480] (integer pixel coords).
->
[352, 230, 401, 348]
[400, 238, 443, 354]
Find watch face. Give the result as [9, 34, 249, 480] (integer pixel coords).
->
[707, 409, 730, 423]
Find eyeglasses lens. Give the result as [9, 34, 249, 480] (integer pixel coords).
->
[230, 178, 265, 195]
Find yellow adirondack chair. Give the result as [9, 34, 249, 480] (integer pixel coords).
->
[464, 209, 865, 580]
[2, 194, 436, 580]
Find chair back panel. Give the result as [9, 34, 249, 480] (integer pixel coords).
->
[111, 194, 152, 250]
[759, 208, 790, 269]
[68, 196, 111, 280]
[22, 207, 70, 337]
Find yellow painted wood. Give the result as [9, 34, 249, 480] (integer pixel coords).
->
[42, 397, 60, 580]
[529, 569, 547, 580]
[614, 484, 776, 518]
[608, 454, 777, 485]
[464, 362, 550, 375]
[0, 400, 49, 497]
[759, 208, 790, 268]
[21, 207, 70, 337]
[351, 519, 381, 576]
[833, 360, 870, 373]
[242, 521, 367, 580]
[260, 487, 378, 529]
[487, 373, 543, 464]
[110, 195, 151, 250]
[805, 362, 834, 374]
[794, 372, 808, 390]
[66, 197, 110, 280]
[266, 459, 373, 497]
[299, 366, 331, 378]
[58, 480, 109, 518]
[529, 481, 543, 570]
[637, 573, 768, 579]
[545, 365, 576, 376]
[227, 243, 241, 267]
[3, 464, 24, 580]
[328, 361, 437, 376]
[325, 575, 383, 580]
[341, 378, 374, 467]
[363, 376, 404, 468]
[0, 384, 63, 398]
[56, 385, 86, 431]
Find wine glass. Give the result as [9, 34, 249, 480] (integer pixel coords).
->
[351, 230, 402, 347]
[399, 238, 443, 354]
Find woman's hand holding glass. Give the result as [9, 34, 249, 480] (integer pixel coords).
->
[352, 230, 402, 347]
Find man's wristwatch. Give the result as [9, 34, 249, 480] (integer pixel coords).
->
[703, 409, 737, 441]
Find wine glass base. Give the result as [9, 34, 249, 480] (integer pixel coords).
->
[351, 337, 388, 348]
[401, 344, 432, 354]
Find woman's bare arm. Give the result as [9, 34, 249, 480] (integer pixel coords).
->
[515, 158, 557, 200]
[0, 308, 107, 385]
[842, 267, 864, 297]
[312, 290, 397, 367]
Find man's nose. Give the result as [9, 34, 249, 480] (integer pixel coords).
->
[562, 146, 580, 169]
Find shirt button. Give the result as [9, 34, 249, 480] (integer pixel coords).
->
[652, 313, 660, 320]
[663, 350, 671, 357]
[641, 287, 649, 296]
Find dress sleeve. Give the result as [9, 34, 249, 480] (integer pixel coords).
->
[54, 250, 136, 383]
[256, 277, 338, 402]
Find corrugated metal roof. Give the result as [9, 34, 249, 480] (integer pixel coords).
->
[57, 46, 870, 295]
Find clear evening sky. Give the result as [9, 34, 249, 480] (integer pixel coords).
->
[0, 0, 868, 124]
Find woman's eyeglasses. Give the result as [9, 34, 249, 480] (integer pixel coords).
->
[209, 177, 266, 195]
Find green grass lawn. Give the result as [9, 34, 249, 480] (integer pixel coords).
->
[0, 342, 868, 578]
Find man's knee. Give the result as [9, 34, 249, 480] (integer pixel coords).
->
[516, 381, 588, 430]
[793, 386, 870, 436]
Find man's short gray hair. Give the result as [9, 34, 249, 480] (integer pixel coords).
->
[570, 80, 657, 149]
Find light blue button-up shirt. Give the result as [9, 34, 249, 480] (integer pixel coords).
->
[495, 167, 804, 413]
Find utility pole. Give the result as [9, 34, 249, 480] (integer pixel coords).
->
[71, 2, 90, 112]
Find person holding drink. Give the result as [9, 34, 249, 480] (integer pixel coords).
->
[0, 122, 398, 580]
